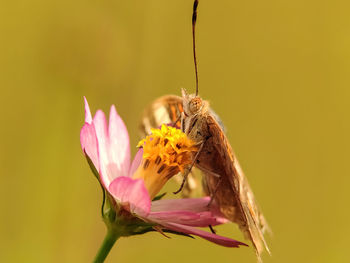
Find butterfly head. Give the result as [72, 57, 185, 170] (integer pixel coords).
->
[181, 88, 205, 116]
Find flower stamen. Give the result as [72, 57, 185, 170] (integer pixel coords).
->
[133, 125, 198, 199]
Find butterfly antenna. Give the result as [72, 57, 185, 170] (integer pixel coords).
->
[192, 0, 199, 96]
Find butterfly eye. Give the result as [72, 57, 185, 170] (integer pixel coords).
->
[189, 97, 202, 114]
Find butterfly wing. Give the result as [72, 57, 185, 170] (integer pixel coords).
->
[139, 95, 183, 137]
[204, 114, 270, 260]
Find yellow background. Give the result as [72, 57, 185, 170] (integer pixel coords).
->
[1, 0, 349, 262]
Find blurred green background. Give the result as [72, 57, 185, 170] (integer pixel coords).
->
[1, 0, 349, 262]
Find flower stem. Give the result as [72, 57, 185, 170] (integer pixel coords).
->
[93, 230, 120, 263]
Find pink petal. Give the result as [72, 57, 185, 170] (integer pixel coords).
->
[80, 123, 99, 169]
[81, 98, 99, 168]
[151, 198, 228, 225]
[151, 197, 211, 213]
[83, 97, 93, 124]
[108, 177, 151, 217]
[108, 105, 131, 178]
[129, 148, 143, 177]
[161, 222, 248, 248]
[148, 210, 221, 227]
[92, 107, 132, 187]
[93, 110, 113, 187]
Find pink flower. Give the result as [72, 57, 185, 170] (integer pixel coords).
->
[80, 97, 247, 248]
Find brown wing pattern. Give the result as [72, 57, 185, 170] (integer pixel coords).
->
[205, 114, 269, 260]
[139, 95, 183, 137]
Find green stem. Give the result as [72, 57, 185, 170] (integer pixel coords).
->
[93, 230, 120, 263]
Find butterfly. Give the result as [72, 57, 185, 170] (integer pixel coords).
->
[140, 89, 270, 259]
[139, 0, 270, 261]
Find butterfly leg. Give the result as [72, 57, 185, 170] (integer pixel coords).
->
[209, 225, 216, 234]
[180, 112, 185, 132]
[173, 140, 205, 194]
[195, 164, 221, 178]
[171, 114, 181, 129]
[207, 176, 224, 207]
[193, 164, 223, 206]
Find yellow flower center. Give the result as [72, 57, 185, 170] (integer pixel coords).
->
[133, 125, 198, 199]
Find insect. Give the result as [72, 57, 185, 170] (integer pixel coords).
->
[140, 0, 270, 261]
